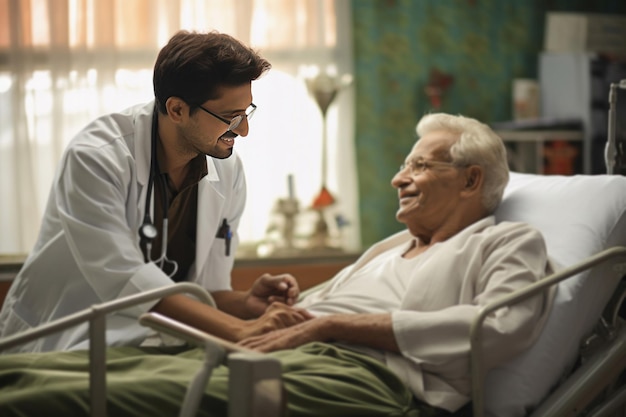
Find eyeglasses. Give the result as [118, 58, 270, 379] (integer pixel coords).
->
[197, 103, 257, 132]
[399, 159, 460, 176]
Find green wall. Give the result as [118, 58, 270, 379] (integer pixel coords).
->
[352, 0, 626, 247]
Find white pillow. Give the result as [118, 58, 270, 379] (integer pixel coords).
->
[485, 172, 626, 417]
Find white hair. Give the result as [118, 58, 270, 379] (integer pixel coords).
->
[416, 113, 509, 212]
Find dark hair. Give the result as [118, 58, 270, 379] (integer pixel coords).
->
[153, 30, 271, 114]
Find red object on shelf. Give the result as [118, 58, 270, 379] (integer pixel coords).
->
[425, 68, 454, 109]
[543, 140, 580, 175]
[311, 185, 335, 208]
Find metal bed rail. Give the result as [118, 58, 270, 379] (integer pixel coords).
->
[139, 312, 284, 417]
[0, 282, 215, 417]
[470, 246, 626, 417]
[534, 324, 626, 417]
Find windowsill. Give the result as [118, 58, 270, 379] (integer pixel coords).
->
[0, 254, 26, 280]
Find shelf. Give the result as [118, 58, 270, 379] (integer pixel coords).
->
[495, 129, 584, 175]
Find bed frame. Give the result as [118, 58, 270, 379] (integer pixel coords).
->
[0, 282, 282, 417]
[471, 248, 626, 417]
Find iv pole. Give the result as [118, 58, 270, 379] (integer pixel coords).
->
[605, 79, 626, 175]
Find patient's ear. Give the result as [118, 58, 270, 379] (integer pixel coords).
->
[461, 165, 483, 196]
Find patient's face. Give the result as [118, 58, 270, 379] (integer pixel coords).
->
[391, 130, 466, 235]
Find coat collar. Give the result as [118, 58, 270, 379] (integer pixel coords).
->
[134, 101, 157, 187]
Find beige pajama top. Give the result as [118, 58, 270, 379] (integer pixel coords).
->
[298, 216, 556, 412]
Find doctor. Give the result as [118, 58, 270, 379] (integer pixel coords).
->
[0, 30, 311, 353]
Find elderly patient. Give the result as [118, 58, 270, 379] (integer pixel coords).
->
[0, 113, 555, 417]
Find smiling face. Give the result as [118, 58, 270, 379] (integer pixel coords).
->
[176, 83, 253, 160]
[391, 129, 468, 241]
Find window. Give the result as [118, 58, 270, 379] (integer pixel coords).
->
[0, 0, 358, 256]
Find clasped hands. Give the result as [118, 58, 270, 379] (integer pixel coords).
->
[236, 273, 316, 342]
[237, 273, 337, 352]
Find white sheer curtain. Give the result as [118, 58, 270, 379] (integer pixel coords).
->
[0, 0, 359, 256]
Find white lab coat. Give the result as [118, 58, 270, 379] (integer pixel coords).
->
[0, 101, 246, 353]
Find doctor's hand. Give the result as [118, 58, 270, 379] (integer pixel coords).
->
[236, 302, 314, 341]
[245, 273, 301, 317]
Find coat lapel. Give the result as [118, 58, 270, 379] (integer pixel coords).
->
[135, 102, 156, 223]
[195, 157, 225, 274]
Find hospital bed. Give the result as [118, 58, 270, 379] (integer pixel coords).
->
[0, 171, 625, 417]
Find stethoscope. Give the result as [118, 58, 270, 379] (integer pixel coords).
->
[138, 106, 179, 277]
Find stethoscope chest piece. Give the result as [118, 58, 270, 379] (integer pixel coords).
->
[139, 222, 158, 242]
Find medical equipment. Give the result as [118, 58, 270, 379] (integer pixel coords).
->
[606, 79, 626, 175]
[138, 106, 179, 277]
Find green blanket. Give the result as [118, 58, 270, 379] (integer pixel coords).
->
[0, 342, 457, 417]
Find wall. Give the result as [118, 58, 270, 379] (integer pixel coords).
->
[352, 0, 626, 247]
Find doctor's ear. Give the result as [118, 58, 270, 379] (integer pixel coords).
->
[165, 97, 186, 122]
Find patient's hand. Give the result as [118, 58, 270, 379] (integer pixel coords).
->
[239, 317, 328, 352]
[239, 313, 399, 353]
[237, 302, 314, 341]
[245, 273, 301, 317]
